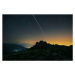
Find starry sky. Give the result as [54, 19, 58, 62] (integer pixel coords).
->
[3, 14, 73, 48]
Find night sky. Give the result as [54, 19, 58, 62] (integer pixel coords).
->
[3, 15, 73, 48]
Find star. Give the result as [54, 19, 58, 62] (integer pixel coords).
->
[64, 18, 66, 21]
[28, 22, 31, 24]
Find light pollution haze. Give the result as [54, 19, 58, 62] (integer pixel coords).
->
[3, 15, 73, 48]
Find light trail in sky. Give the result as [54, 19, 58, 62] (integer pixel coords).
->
[32, 14, 46, 41]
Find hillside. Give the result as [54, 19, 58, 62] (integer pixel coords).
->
[3, 41, 73, 61]
[3, 43, 27, 54]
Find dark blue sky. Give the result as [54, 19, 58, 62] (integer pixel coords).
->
[3, 14, 73, 47]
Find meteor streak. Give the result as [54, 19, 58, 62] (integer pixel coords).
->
[32, 15, 46, 41]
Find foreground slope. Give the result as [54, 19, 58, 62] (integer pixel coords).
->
[3, 41, 73, 60]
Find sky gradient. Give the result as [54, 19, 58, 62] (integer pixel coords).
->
[3, 14, 73, 48]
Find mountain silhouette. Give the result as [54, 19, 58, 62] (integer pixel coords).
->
[30, 40, 51, 49]
[3, 43, 27, 54]
[3, 41, 73, 60]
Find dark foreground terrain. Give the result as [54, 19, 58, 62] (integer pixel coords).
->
[3, 41, 73, 61]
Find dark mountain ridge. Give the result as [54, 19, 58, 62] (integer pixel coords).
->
[3, 41, 73, 60]
[3, 43, 27, 54]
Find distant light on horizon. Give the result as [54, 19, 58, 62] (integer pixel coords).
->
[14, 49, 18, 52]
[3, 15, 73, 46]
